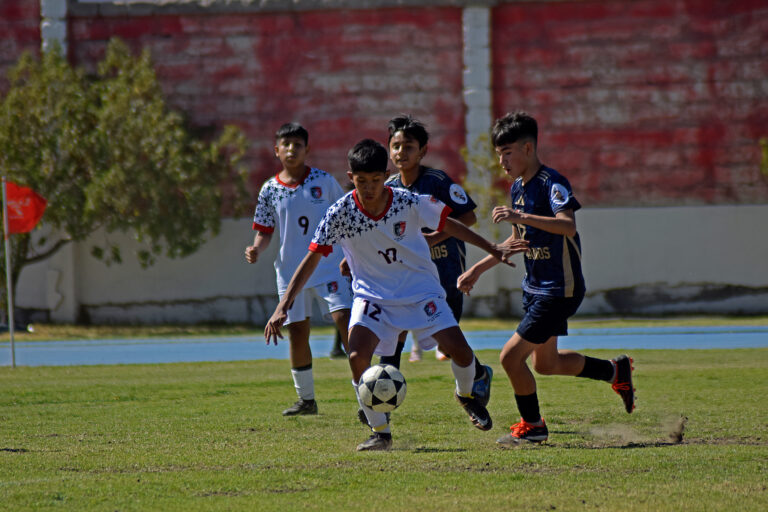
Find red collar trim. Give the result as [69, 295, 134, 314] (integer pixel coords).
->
[353, 187, 393, 221]
[275, 166, 311, 188]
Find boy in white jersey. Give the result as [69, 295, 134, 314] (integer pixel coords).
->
[245, 123, 352, 417]
[265, 139, 529, 451]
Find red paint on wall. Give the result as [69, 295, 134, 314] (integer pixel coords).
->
[492, 0, 768, 206]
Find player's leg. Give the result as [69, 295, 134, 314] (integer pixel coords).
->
[409, 335, 422, 362]
[528, 294, 635, 413]
[435, 289, 463, 361]
[496, 332, 549, 444]
[282, 318, 318, 416]
[329, 330, 346, 359]
[379, 331, 407, 368]
[431, 326, 492, 431]
[330, 308, 351, 354]
[348, 324, 392, 451]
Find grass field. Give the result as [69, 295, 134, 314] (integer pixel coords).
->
[1, 345, 766, 511]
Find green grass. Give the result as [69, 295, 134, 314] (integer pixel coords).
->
[5, 314, 768, 341]
[1, 349, 766, 511]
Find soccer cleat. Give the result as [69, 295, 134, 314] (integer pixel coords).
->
[496, 418, 548, 445]
[435, 349, 450, 361]
[356, 432, 392, 451]
[281, 399, 318, 416]
[472, 364, 494, 407]
[611, 355, 636, 413]
[455, 393, 493, 431]
[329, 346, 346, 359]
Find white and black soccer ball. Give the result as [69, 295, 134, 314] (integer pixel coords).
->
[358, 364, 407, 413]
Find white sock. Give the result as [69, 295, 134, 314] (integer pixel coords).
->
[451, 356, 477, 397]
[291, 367, 314, 401]
[352, 380, 390, 433]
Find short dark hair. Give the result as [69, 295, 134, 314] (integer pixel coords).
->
[348, 139, 389, 173]
[275, 122, 308, 145]
[387, 114, 429, 147]
[491, 112, 538, 148]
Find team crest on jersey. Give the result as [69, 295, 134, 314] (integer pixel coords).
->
[424, 301, 437, 316]
[394, 221, 407, 238]
[311, 186, 322, 199]
[327, 281, 338, 294]
[550, 183, 569, 206]
[449, 183, 469, 205]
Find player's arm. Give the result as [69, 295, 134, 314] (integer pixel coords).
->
[264, 251, 323, 344]
[440, 217, 528, 265]
[245, 231, 272, 264]
[423, 210, 477, 247]
[493, 206, 577, 237]
[456, 231, 521, 295]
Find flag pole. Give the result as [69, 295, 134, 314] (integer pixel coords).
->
[2, 177, 15, 368]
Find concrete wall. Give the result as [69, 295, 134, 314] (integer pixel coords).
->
[5, 0, 768, 323]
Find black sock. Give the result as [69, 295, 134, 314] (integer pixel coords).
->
[474, 356, 485, 380]
[577, 356, 615, 382]
[515, 392, 541, 424]
[380, 341, 405, 369]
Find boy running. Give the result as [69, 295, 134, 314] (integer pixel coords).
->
[458, 112, 635, 445]
[265, 139, 529, 451]
[246, 123, 352, 417]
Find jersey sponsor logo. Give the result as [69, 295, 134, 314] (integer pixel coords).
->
[311, 186, 322, 199]
[394, 221, 407, 238]
[550, 183, 569, 206]
[327, 281, 338, 294]
[424, 301, 437, 316]
[449, 183, 469, 205]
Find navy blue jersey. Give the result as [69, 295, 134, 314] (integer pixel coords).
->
[387, 167, 477, 295]
[510, 165, 585, 298]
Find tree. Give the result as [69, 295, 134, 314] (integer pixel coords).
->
[0, 39, 250, 315]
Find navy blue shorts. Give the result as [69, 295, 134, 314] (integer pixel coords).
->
[516, 291, 584, 344]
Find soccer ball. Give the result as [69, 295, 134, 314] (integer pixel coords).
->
[358, 364, 407, 413]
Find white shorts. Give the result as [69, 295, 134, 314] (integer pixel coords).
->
[350, 295, 458, 357]
[282, 277, 353, 325]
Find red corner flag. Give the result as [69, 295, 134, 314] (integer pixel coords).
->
[5, 181, 47, 234]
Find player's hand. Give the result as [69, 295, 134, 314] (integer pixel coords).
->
[245, 245, 259, 264]
[494, 239, 529, 266]
[492, 206, 522, 224]
[264, 310, 287, 345]
[457, 269, 480, 295]
[339, 257, 351, 277]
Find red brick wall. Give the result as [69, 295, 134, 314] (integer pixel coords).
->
[68, 8, 466, 195]
[492, 0, 768, 206]
[0, 0, 40, 93]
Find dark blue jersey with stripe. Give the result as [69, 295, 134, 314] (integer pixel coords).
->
[387, 167, 476, 295]
[510, 165, 585, 298]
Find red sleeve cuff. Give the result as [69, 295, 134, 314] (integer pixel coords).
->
[253, 222, 274, 234]
[436, 205, 453, 231]
[309, 242, 333, 256]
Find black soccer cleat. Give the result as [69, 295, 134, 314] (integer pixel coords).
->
[282, 399, 318, 416]
[611, 355, 635, 413]
[455, 393, 493, 431]
[356, 432, 392, 451]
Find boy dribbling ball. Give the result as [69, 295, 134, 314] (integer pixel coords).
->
[265, 139, 529, 451]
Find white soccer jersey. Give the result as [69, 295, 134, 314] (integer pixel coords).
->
[252, 167, 346, 292]
[309, 187, 452, 305]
